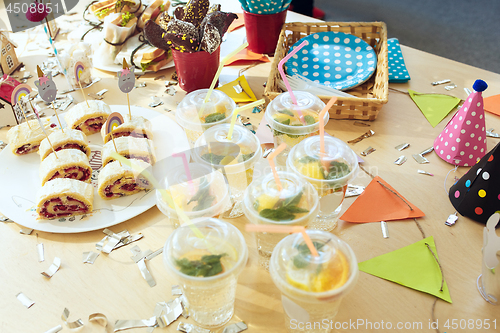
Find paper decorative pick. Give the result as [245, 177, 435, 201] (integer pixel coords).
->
[448, 141, 500, 224]
[484, 94, 500, 117]
[117, 60, 135, 94]
[74, 61, 85, 83]
[11, 84, 31, 105]
[433, 80, 488, 166]
[224, 49, 270, 66]
[358, 236, 452, 303]
[408, 90, 461, 127]
[34, 66, 57, 103]
[340, 176, 425, 223]
[216, 75, 257, 103]
[105, 112, 124, 136]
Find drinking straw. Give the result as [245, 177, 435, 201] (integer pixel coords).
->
[199, 42, 249, 116]
[42, 24, 74, 92]
[245, 224, 319, 257]
[227, 99, 265, 140]
[172, 152, 194, 195]
[267, 143, 286, 191]
[319, 97, 337, 171]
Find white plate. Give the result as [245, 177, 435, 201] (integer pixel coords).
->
[0, 105, 190, 233]
[93, 57, 175, 73]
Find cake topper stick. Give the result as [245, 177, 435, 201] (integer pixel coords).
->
[28, 99, 58, 159]
[117, 59, 135, 120]
[105, 112, 124, 166]
[74, 61, 89, 108]
[35, 66, 63, 133]
[11, 84, 33, 130]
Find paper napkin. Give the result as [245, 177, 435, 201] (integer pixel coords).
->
[388, 38, 410, 83]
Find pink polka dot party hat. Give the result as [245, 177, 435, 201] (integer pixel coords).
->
[449, 141, 500, 224]
[433, 79, 488, 166]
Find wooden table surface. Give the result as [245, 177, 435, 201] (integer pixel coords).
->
[0, 1, 499, 332]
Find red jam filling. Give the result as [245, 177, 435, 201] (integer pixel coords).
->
[48, 166, 91, 182]
[40, 196, 89, 219]
[55, 144, 87, 155]
[16, 144, 40, 155]
[112, 131, 149, 140]
[104, 177, 150, 197]
[76, 116, 104, 132]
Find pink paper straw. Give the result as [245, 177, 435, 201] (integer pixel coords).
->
[267, 143, 287, 191]
[172, 152, 194, 195]
[319, 97, 337, 171]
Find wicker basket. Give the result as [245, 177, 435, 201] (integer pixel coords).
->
[264, 22, 389, 121]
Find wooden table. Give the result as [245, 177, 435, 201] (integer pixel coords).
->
[1, 1, 499, 332]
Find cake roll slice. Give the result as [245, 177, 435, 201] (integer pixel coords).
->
[100, 115, 153, 143]
[7, 119, 54, 155]
[98, 159, 152, 199]
[39, 129, 91, 161]
[64, 100, 112, 135]
[36, 178, 94, 220]
[102, 136, 156, 167]
[39, 149, 92, 186]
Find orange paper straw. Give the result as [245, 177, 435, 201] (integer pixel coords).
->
[267, 143, 286, 191]
[245, 224, 319, 257]
[319, 97, 337, 172]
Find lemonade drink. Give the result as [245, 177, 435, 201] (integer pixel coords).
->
[265, 91, 328, 165]
[243, 171, 319, 269]
[156, 163, 230, 228]
[163, 219, 248, 327]
[287, 136, 358, 231]
[194, 124, 262, 218]
[270, 231, 358, 333]
[176, 89, 236, 147]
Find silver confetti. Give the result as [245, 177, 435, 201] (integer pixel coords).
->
[165, 80, 177, 87]
[431, 79, 451, 86]
[0, 141, 7, 151]
[41, 257, 61, 278]
[88, 93, 103, 100]
[166, 86, 176, 96]
[96, 89, 108, 96]
[135, 82, 147, 88]
[394, 155, 407, 165]
[147, 303, 165, 332]
[172, 285, 182, 296]
[223, 322, 248, 333]
[381, 221, 389, 239]
[446, 212, 458, 226]
[43, 325, 62, 333]
[263, 148, 274, 158]
[418, 169, 434, 176]
[395, 143, 410, 151]
[149, 96, 164, 108]
[20, 228, 33, 235]
[114, 317, 156, 332]
[444, 84, 457, 91]
[464, 87, 472, 96]
[345, 184, 365, 198]
[158, 298, 183, 326]
[353, 121, 370, 127]
[412, 153, 429, 164]
[145, 247, 164, 261]
[154, 75, 166, 80]
[420, 146, 434, 156]
[486, 128, 500, 138]
[37, 243, 45, 262]
[131, 246, 156, 287]
[62, 308, 84, 329]
[83, 251, 99, 264]
[16, 292, 35, 308]
[179, 295, 189, 318]
[233, 83, 243, 94]
[89, 313, 108, 327]
[177, 322, 211, 333]
[20, 72, 32, 80]
[360, 146, 376, 156]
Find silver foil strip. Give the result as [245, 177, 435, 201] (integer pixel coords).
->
[179, 295, 189, 318]
[464, 87, 472, 95]
[0, 215, 9, 222]
[88, 93, 103, 100]
[381, 221, 389, 239]
[96, 89, 108, 96]
[89, 313, 108, 327]
[20, 228, 33, 235]
[16, 292, 35, 308]
[147, 303, 165, 332]
[37, 243, 45, 262]
[43, 325, 62, 333]
[223, 322, 248, 333]
[62, 308, 84, 329]
[114, 317, 156, 332]
[135, 82, 147, 88]
[444, 84, 457, 91]
[116, 233, 144, 249]
[394, 155, 407, 165]
[395, 143, 410, 151]
[263, 148, 274, 158]
[154, 75, 166, 80]
[418, 170, 434, 176]
[83, 251, 99, 264]
[412, 153, 429, 164]
[420, 147, 434, 156]
[446, 212, 458, 226]
[177, 322, 211, 333]
[158, 298, 183, 326]
[149, 97, 164, 108]
[0, 141, 7, 151]
[130, 246, 156, 287]
[353, 121, 370, 127]
[348, 130, 375, 144]
[41, 257, 61, 278]
[345, 185, 365, 198]
[172, 285, 182, 296]
[360, 146, 376, 156]
[166, 86, 176, 96]
[431, 79, 451, 86]
[486, 128, 500, 138]
[145, 247, 164, 261]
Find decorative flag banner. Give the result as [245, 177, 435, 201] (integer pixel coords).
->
[74, 61, 85, 83]
[358, 236, 452, 303]
[216, 75, 257, 103]
[105, 112, 124, 136]
[433, 80, 488, 166]
[11, 84, 31, 105]
[483, 94, 500, 117]
[408, 90, 461, 127]
[118, 60, 135, 94]
[340, 176, 425, 223]
[34, 66, 57, 103]
[448, 141, 500, 224]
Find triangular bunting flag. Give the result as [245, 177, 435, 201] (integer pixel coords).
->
[216, 75, 257, 103]
[408, 90, 461, 127]
[358, 236, 452, 303]
[484, 94, 500, 117]
[340, 176, 425, 223]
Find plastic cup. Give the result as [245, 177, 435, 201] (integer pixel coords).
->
[242, 171, 319, 269]
[265, 91, 328, 166]
[270, 230, 358, 333]
[176, 89, 237, 147]
[163, 218, 248, 327]
[243, 9, 287, 55]
[156, 163, 230, 229]
[286, 136, 358, 231]
[193, 124, 262, 218]
[171, 47, 221, 93]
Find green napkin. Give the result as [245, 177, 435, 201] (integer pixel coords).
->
[359, 236, 452, 303]
[409, 90, 461, 127]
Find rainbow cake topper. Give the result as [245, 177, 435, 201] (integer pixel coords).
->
[11, 84, 32, 106]
[74, 61, 85, 83]
[117, 59, 135, 94]
[105, 112, 125, 136]
[34, 65, 57, 103]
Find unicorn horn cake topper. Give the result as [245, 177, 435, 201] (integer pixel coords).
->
[34, 65, 57, 103]
[118, 59, 135, 94]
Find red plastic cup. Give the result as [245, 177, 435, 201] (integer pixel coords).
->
[243, 9, 287, 55]
[172, 47, 220, 93]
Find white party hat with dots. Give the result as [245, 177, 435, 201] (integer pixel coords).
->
[433, 79, 488, 166]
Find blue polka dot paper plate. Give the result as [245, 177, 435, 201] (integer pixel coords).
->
[285, 31, 377, 91]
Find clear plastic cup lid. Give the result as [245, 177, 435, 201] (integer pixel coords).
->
[193, 124, 262, 171]
[163, 218, 248, 280]
[270, 230, 358, 295]
[175, 89, 237, 130]
[265, 91, 328, 135]
[243, 171, 319, 224]
[287, 135, 358, 185]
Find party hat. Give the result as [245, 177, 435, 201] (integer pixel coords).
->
[433, 79, 488, 166]
[448, 141, 500, 224]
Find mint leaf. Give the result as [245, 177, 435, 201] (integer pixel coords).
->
[176, 254, 226, 277]
[283, 192, 303, 207]
[204, 112, 226, 123]
[258, 192, 309, 221]
[240, 152, 255, 162]
[201, 153, 225, 165]
[304, 115, 316, 125]
[326, 161, 351, 180]
[298, 156, 319, 164]
[280, 118, 291, 125]
[278, 110, 294, 116]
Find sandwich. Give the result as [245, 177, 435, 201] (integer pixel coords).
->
[114, 35, 173, 72]
[138, 0, 171, 29]
[91, 0, 142, 21]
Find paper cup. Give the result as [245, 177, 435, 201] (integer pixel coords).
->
[172, 47, 220, 93]
[243, 9, 287, 55]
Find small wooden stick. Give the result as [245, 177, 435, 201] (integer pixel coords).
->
[110, 131, 121, 166]
[18, 102, 31, 130]
[50, 102, 64, 133]
[126, 93, 132, 120]
[78, 79, 89, 108]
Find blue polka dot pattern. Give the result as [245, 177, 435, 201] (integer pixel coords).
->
[388, 38, 410, 83]
[284, 31, 377, 91]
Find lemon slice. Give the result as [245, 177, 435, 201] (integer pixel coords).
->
[298, 161, 325, 180]
[256, 193, 280, 212]
[286, 263, 313, 292]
